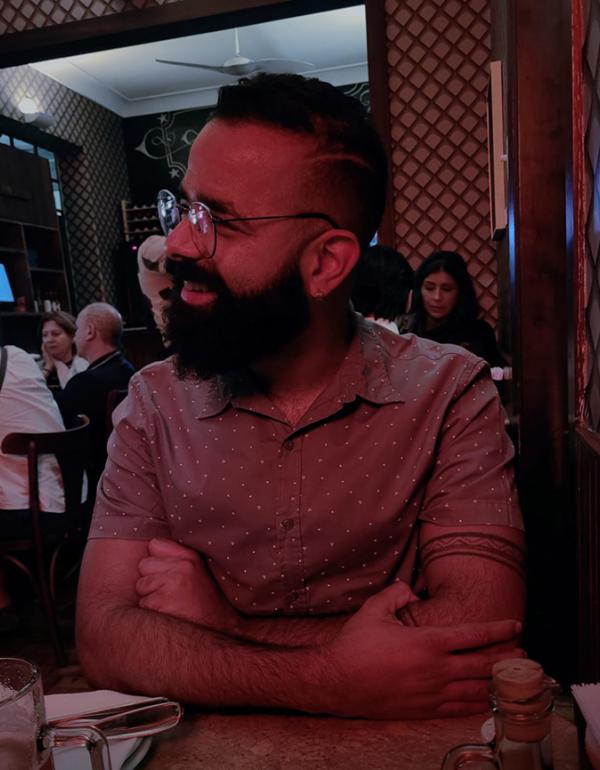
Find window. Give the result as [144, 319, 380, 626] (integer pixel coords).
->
[1, 134, 63, 216]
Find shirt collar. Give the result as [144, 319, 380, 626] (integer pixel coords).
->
[87, 349, 120, 371]
[190, 314, 406, 421]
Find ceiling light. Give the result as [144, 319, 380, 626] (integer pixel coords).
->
[17, 96, 55, 129]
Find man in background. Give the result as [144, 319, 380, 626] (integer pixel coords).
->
[55, 302, 134, 490]
[0, 345, 66, 631]
[352, 243, 414, 332]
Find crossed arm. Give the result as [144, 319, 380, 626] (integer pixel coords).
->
[76, 522, 525, 720]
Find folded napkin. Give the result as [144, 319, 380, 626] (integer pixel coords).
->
[45, 690, 154, 770]
[572, 683, 600, 769]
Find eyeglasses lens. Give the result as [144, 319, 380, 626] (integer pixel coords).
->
[157, 191, 179, 235]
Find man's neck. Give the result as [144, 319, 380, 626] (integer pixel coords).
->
[85, 344, 118, 366]
[253, 308, 354, 426]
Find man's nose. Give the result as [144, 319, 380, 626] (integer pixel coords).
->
[165, 217, 207, 261]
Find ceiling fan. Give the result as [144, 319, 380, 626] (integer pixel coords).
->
[156, 28, 315, 78]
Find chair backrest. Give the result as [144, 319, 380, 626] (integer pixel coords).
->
[1, 415, 90, 527]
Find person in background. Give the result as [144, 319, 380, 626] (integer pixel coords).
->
[55, 303, 134, 492]
[0, 345, 66, 632]
[137, 234, 172, 341]
[351, 244, 414, 333]
[403, 250, 505, 367]
[40, 311, 89, 391]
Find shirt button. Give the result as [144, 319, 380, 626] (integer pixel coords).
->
[281, 518, 294, 531]
[288, 590, 299, 604]
[282, 439, 294, 451]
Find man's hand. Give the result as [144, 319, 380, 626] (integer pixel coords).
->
[136, 539, 238, 631]
[319, 582, 523, 719]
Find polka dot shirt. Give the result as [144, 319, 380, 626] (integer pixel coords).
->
[90, 318, 522, 616]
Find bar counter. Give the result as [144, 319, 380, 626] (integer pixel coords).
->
[143, 710, 579, 769]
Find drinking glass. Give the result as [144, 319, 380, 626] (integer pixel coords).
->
[0, 657, 111, 770]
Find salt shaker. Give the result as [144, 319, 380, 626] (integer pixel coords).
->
[442, 658, 558, 770]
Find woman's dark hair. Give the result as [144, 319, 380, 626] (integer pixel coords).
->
[352, 245, 414, 321]
[411, 251, 480, 329]
[211, 73, 388, 249]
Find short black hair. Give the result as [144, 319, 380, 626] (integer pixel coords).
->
[412, 250, 480, 329]
[352, 245, 414, 321]
[211, 74, 388, 248]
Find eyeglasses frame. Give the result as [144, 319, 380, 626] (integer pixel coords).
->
[157, 189, 340, 259]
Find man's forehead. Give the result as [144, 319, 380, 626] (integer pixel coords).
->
[188, 120, 315, 173]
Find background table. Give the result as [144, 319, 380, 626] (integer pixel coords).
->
[142, 711, 579, 770]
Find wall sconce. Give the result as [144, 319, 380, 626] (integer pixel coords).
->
[18, 96, 55, 129]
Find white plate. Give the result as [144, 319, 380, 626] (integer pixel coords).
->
[45, 691, 156, 770]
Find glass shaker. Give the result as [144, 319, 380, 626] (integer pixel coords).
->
[442, 658, 558, 770]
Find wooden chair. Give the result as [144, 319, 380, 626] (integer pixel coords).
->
[0, 415, 90, 665]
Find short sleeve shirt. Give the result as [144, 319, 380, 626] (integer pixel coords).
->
[90, 317, 522, 616]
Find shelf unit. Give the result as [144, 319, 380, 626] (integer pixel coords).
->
[0, 143, 71, 351]
[121, 201, 162, 242]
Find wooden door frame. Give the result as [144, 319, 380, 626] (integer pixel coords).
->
[0, 0, 394, 245]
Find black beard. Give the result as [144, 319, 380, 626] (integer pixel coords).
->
[164, 259, 310, 385]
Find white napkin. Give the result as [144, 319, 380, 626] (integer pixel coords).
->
[572, 683, 600, 745]
[45, 690, 154, 770]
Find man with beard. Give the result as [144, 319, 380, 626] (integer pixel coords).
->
[77, 74, 525, 719]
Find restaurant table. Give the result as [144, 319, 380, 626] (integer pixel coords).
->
[142, 710, 580, 769]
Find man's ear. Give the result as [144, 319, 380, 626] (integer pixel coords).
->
[303, 230, 361, 300]
[84, 321, 96, 341]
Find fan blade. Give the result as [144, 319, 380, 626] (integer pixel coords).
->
[155, 59, 236, 75]
[253, 58, 315, 73]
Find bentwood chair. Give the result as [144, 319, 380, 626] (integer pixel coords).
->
[0, 414, 90, 665]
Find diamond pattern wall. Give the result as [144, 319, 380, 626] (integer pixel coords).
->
[0, 0, 181, 35]
[583, 0, 600, 430]
[0, 64, 130, 310]
[384, 0, 497, 322]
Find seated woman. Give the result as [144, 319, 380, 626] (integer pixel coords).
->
[401, 250, 505, 367]
[40, 311, 88, 390]
[0, 345, 66, 632]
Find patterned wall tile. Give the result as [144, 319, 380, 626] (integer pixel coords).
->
[384, 0, 497, 323]
[0, 0, 182, 36]
[583, 0, 600, 430]
[0, 64, 130, 311]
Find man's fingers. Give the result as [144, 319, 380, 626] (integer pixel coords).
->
[136, 574, 165, 596]
[435, 619, 522, 653]
[137, 556, 178, 576]
[360, 581, 420, 618]
[148, 538, 198, 559]
[446, 647, 526, 680]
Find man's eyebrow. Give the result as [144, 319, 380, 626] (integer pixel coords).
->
[179, 185, 241, 216]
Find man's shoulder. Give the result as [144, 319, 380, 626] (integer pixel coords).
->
[131, 357, 210, 398]
[366, 322, 482, 368]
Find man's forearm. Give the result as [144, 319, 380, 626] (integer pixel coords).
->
[78, 604, 331, 712]
[235, 613, 348, 646]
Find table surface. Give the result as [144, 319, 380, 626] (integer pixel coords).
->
[141, 711, 580, 770]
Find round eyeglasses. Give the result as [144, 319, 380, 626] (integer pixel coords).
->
[157, 189, 340, 259]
